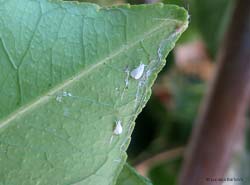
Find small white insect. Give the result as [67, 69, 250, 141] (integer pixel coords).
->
[113, 120, 123, 135]
[56, 96, 62, 102]
[62, 91, 72, 97]
[130, 63, 145, 80]
[62, 91, 68, 97]
[109, 120, 123, 144]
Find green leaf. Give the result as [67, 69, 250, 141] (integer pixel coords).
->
[117, 163, 152, 185]
[149, 157, 182, 185]
[65, 0, 125, 7]
[0, 0, 188, 184]
[192, 0, 234, 57]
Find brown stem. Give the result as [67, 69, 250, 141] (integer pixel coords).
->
[135, 147, 185, 176]
[179, 0, 250, 184]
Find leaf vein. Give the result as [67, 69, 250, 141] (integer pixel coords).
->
[0, 18, 183, 130]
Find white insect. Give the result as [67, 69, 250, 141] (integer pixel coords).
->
[62, 91, 68, 97]
[109, 120, 123, 144]
[113, 120, 123, 135]
[56, 96, 62, 102]
[63, 91, 72, 97]
[130, 63, 145, 80]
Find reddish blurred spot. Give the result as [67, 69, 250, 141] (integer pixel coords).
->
[174, 40, 214, 81]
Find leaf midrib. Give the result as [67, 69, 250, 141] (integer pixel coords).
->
[0, 18, 184, 129]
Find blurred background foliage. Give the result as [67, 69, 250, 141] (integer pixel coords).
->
[68, 0, 249, 184]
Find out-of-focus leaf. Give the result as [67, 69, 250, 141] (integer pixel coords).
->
[169, 74, 204, 122]
[164, 0, 235, 57]
[192, 0, 234, 57]
[163, 0, 187, 8]
[117, 163, 152, 185]
[149, 157, 182, 185]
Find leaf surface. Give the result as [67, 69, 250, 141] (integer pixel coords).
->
[0, 0, 188, 184]
[65, 0, 124, 6]
[116, 163, 152, 185]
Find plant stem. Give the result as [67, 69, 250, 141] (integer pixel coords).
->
[135, 147, 184, 176]
[179, 0, 250, 184]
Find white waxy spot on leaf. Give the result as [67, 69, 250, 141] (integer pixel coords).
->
[56, 92, 72, 102]
[113, 120, 123, 135]
[63, 91, 72, 97]
[130, 63, 145, 80]
[56, 96, 62, 102]
[62, 92, 68, 97]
